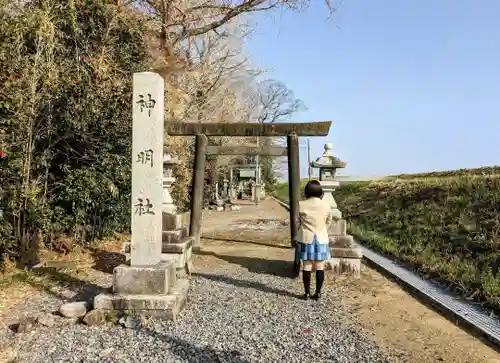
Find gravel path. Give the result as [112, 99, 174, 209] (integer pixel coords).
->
[3, 200, 498, 363]
[2, 200, 392, 363]
[7, 252, 392, 363]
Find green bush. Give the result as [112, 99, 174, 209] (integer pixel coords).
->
[274, 170, 500, 311]
[334, 173, 500, 311]
[273, 179, 308, 202]
[393, 166, 500, 180]
[0, 0, 149, 259]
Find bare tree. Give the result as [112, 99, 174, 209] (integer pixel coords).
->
[132, 0, 336, 50]
[252, 78, 306, 124]
[247, 79, 306, 184]
[133, 0, 330, 201]
[159, 18, 260, 204]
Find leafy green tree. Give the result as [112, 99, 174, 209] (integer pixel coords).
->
[0, 0, 150, 261]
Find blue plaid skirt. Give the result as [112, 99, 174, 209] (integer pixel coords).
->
[296, 235, 331, 261]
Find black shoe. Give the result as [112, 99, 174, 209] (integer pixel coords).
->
[311, 293, 321, 300]
[301, 293, 310, 300]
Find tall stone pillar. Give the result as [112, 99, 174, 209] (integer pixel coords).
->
[93, 72, 189, 320]
[130, 72, 164, 267]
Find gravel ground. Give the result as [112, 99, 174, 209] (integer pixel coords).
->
[232, 218, 289, 231]
[0, 273, 111, 352]
[3, 201, 392, 363]
[8, 261, 392, 363]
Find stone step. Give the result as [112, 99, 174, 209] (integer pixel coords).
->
[329, 235, 355, 248]
[94, 278, 189, 321]
[163, 211, 190, 231]
[162, 228, 189, 243]
[328, 219, 347, 236]
[330, 246, 363, 259]
[122, 236, 194, 254]
[162, 236, 194, 254]
[326, 257, 361, 278]
[125, 244, 192, 271]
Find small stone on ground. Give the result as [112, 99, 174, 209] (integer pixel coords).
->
[59, 301, 88, 318]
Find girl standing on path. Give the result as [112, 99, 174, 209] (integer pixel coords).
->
[295, 180, 332, 300]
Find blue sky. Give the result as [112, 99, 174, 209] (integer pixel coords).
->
[245, 0, 500, 177]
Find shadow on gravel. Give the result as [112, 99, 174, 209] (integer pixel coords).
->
[201, 236, 293, 250]
[14, 269, 105, 303]
[195, 250, 295, 279]
[193, 272, 300, 298]
[142, 328, 251, 363]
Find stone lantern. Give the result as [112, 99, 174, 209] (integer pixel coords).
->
[222, 177, 229, 200]
[162, 151, 179, 214]
[310, 143, 346, 220]
[310, 143, 362, 278]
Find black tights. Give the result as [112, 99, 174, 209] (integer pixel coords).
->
[302, 270, 325, 296]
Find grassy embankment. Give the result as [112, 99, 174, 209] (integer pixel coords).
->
[273, 167, 500, 312]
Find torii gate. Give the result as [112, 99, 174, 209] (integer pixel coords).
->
[165, 121, 332, 276]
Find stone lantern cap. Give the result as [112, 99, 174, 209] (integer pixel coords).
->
[310, 143, 346, 169]
[163, 151, 179, 165]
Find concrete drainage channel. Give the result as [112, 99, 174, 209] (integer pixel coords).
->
[273, 197, 500, 350]
[361, 246, 500, 350]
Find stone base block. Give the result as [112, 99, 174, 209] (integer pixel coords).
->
[329, 234, 354, 248]
[330, 209, 342, 220]
[328, 219, 347, 236]
[94, 278, 189, 321]
[162, 228, 189, 244]
[125, 246, 192, 271]
[326, 257, 361, 278]
[113, 261, 176, 295]
[330, 246, 363, 259]
[162, 236, 194, 254]
[123, 236, 193, 255]
[174, 245, 192, 268]
[163, 211, 190, 231]
[328, 235, 342, 244]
